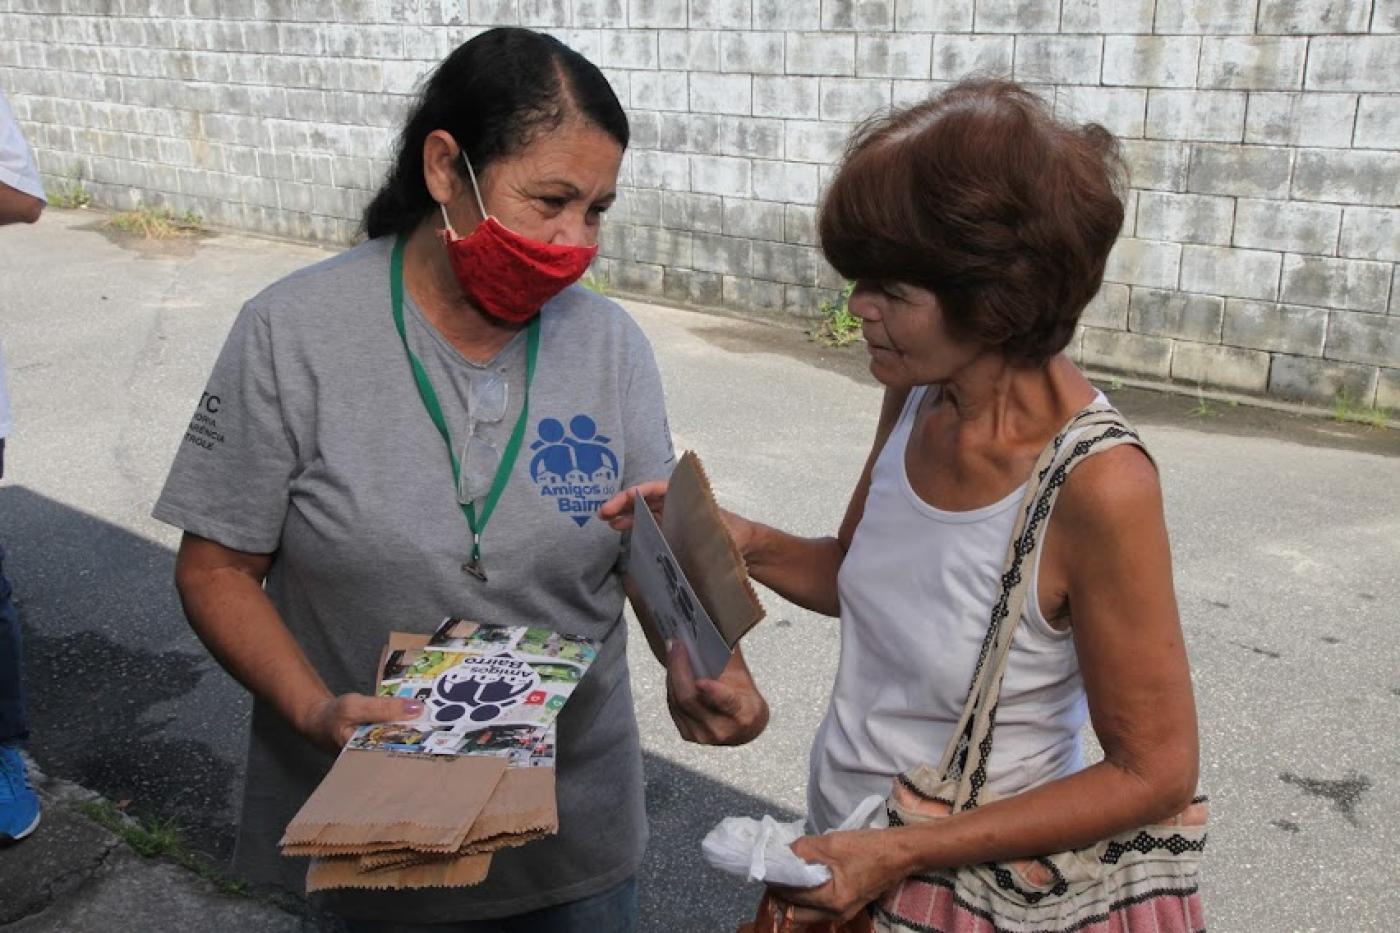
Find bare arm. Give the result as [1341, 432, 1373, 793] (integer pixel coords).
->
[781, 446, 1200, 921]
[0, 183, 43, 225]
[174, 532, 417, 754]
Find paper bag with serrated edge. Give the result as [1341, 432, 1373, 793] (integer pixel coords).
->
[306, 851, 492, 891]
[636, 450, 764, 666]
[280, 751, 508, 851]
[283, 628, 561, 888]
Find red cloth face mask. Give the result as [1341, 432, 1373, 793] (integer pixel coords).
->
[436, 154, 598, 325]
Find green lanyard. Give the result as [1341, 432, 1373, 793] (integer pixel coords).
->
[390, 234, 539, 582]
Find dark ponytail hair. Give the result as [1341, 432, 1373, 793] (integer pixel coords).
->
[364, 27, 629, 240]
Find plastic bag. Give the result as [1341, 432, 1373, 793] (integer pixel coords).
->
[702, 795, 888, 888]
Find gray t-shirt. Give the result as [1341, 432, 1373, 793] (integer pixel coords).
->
[153, 237, 674, 922]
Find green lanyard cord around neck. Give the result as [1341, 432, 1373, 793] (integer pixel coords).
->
[390, 233, 539, 580]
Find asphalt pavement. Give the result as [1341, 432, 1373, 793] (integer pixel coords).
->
[1, 210, 1397, 932]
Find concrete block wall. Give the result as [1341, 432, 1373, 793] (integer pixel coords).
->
[2, 0, 1398, 408]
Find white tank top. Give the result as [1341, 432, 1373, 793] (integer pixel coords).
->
[807, 387, 1100, 832]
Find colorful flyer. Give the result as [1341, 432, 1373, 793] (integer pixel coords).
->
[346, 619, 598, 766]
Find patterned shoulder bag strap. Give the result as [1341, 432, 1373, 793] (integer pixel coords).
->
[934, 404, 1151, 811]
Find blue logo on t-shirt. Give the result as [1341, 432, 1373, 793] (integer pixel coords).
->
[530, 415, 620, 527]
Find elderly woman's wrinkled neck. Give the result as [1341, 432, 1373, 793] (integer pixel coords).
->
[934, 352, 1096, 444]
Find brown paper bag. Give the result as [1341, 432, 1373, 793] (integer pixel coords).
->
[636, 450, 765, 665]
[353, 767, 558, 871]
[374, 632, 558, 854]
[280, 752, 509, 851]
[281, 840, 458, 858]
[286, 629, 563, 889]
[307, 851, 492, 892]
[458, 766, 557, 851]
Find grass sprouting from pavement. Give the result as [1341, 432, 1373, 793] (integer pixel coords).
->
[107, 206, 205, 239]
[81, 800, 248, 897]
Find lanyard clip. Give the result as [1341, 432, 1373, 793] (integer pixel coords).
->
[462, 533, 486, 581]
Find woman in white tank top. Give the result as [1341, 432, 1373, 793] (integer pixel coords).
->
[603, 80, 1201, 930]
[805, 384, 1111, 835]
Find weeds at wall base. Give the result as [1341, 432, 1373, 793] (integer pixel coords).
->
[47, 180, 92, 210]
[811, 281, 861, 348]
[1332, 388, 1391, 429]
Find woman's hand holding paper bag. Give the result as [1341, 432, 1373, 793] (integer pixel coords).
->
[600, 479, 756, 554]
[663, 638, 768, 746]
[601, 481, 768, 748]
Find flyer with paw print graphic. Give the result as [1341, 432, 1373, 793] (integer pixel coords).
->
[346, 618, 599, 767]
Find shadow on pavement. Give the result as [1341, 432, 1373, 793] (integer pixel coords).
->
[639, 750, 799, 933]
[2, 485, 796, 928]
[1, 484, 242, 861]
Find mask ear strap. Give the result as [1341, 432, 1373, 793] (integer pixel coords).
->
[439, 202, 459, 239]
[461, 152, 488, 222]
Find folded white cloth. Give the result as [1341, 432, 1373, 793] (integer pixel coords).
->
[701, 794, 888, 888]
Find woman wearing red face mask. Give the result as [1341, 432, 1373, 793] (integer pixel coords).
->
[153, 27, 767, 932]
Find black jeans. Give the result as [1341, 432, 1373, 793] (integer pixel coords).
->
[0, 545, 27, 745]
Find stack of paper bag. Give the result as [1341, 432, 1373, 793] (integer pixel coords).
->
[280, 631, 568, 892]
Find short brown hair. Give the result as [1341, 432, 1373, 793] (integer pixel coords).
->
[819, 80, 1125, 364]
